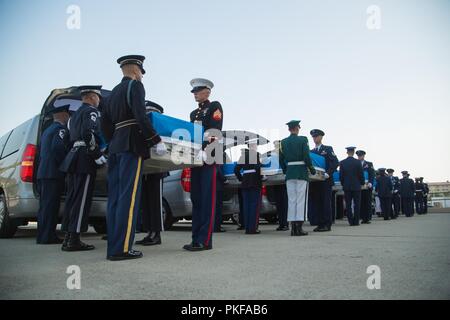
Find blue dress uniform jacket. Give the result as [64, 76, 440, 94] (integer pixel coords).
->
[339, 156, 365, 225]
[189, 99, 224, 248]
[37, 122, 69, 180]
[102, 77, 161, 159]
[376, 176, 393, 198]
[234, 149, 262, 189]
[190, 100, 223, 149]
[60, 103, 102, 174]
[339, 157, 365, 191]
[311, 145, 339, 185]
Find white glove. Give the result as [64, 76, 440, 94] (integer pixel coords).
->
[95, 155, 107, 165]
[154, 142, 167, 156]
[367, 183, 373, 188]
[324, 173, 330, 179]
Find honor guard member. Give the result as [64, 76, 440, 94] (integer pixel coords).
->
[136, 101, 167, 246]
[387, 169, 400, 218]
[356, 150, 375, 224]
[214, 164, 228, 233]
[280, 120, 316, 236]
[400, 171, 415, 217]
[309, 129, 339, 232]
[376, 168, 393, 220]
[234, 138, 263, 234]
[414, 178, 425, 214]
[36, 104, 70, 244]
[421, 178, 429, 214]
[272, 140, 289, 231]
[183, 78, 223, 251]
[60, 86, 106, 251]
[339, 147, 365, 226]
[102, 55, 164, 261]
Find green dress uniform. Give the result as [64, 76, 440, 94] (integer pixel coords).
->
[279, 122, 316, 236]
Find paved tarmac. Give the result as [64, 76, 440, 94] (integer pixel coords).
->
[1, 213, 449, 300]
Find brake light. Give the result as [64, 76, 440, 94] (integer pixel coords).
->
[20, 144, 37, 183]
[181, 168, 191, 192]
[261, 185, 267, 196]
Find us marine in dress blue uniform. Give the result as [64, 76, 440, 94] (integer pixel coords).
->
[183, 78, 223, 251]
[356, 150, 375, 224]
[309, 129, 339, 232]
[339, 147, 365, 226]
[234, 139, 263, 235]
[101, 55, 163, 261]
[421, 178, 429, 214]
[36, 104, 70, 244]
[414, 178, 425, 214]
[400, 171, 415, 217]
[60, 86, 106, 251]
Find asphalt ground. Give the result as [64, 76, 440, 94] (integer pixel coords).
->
[0, 213, 449, 300]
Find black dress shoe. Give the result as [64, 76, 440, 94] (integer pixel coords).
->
[236, 226, 245, 231]
[276, 226, 289, 231]
[214, 227, 226, 233]
[107, 250, 143, 261]
[314, 226, 330, 232]
[361, 220, 371, 224]
[245, 230, 261, 235]
[62, 233, 95, 252]
[182, 243, 212, 251]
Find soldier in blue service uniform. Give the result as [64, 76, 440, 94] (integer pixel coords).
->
[234, 138, 263, 234]
[280, 120, 316, 236]
[309, 129, 339, 232]
[136, 101, 167, 246]
[400, 171, 415, 217]
[183, 78, 223, 251]
[421, 178, 429, 214]
[101, 55, 164, 261]
[60, 86, 106, 251]
[376, 168, 394, 220]
[339, 147, 365, 226]
[36, 104, 70, 244]
[414, 178, 425, 214]
[356, 150, 375, 224]
[387, 169, 400, 218]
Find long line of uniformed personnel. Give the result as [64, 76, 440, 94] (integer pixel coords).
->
[35, 54, 430, 260]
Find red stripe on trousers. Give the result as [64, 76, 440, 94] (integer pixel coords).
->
[205, 165, 217, 247]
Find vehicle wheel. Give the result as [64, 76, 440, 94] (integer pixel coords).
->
[265, 214, 278, 224]
[0, 193, 18, 238]
[162, 198, 177, 230]
[92, 220, 107, 234]
[231, 213, 240, 225]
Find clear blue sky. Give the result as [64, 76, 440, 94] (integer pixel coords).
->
[1, 0, 449, 181]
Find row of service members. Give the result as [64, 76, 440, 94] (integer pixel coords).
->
[36, 55, 223, 260]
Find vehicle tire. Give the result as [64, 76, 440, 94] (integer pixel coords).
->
[265, 214, 278, 224]
[162, 198, 177, 230]
[0, 193, 18, 238]
[92, 220, 107, 234]
[231, 213, 240, 225]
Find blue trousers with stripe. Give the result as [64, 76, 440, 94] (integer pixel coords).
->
[241, 188, 261, 233]
[106, 152, 143, 257]
[37, 179, 64, 243]
[190, 165, 216, 247]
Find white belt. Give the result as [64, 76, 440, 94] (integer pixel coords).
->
[243, 169, 257, 174]
[73, 141, 86, 147]
[287, 161, 305, 166]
